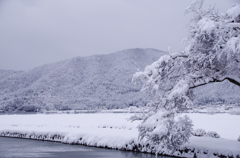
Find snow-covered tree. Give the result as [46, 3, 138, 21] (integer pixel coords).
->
[132, 0, 240, 153]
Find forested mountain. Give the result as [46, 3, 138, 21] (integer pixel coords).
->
[0, 48, 239, 112]
[0, 48, 166, 111]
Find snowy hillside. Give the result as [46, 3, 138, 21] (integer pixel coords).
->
[0, 48, 166, 111]
[0, 48, 239, 112]
[193, 80, 240, 106]
[0, 70, 22, 80]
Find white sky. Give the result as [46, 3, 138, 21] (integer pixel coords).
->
[0, 0, 238, 70]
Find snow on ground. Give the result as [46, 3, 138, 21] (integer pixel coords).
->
[0, 113, 239, 157]
[0, 113, 139, 131]
[186, 113, 240, 140]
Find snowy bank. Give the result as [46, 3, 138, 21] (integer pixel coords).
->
[0, 113, 239, 157]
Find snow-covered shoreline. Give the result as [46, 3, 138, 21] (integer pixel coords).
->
[0, 113, 239, 157]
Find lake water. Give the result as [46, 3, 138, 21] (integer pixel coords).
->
[0, 137, 173, 158]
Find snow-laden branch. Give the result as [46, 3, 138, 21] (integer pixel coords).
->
[189, 76, 240, 89]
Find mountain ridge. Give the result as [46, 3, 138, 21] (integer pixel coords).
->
[0, 48, 166, 111]
[0, 48, 239, 112]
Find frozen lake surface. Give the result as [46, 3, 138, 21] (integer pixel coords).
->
[0, 137, 172, 158]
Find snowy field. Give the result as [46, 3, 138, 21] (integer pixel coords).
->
[0, 113, 239, 157]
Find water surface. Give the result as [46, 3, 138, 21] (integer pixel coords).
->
[0, 137, 173, 158]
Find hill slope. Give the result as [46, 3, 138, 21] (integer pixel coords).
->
[193, 80, 240, 106]
[0, 48, 166, 111]
[0, 70, 22, 80]
[0, 48, 239, 112]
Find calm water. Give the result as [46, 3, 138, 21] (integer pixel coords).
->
[0, 137, 173, 158]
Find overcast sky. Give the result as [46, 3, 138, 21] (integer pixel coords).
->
[0, 0, 238, 70]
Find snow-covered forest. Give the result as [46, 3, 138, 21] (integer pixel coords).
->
[0, 47, 239, 112]
[0, 48, 165, 111]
